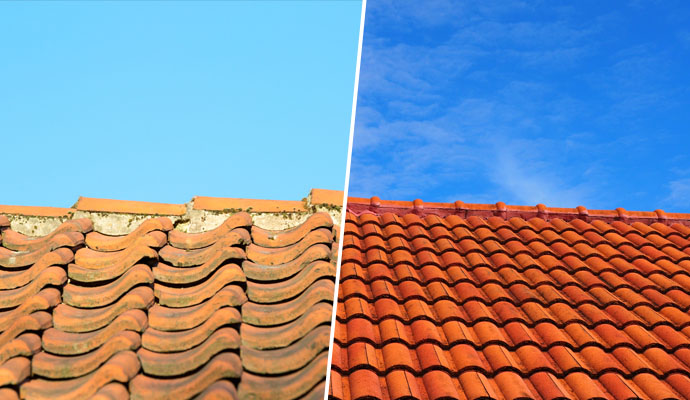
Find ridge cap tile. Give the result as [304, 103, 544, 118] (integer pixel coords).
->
[347, 196, 690, 226]
[0, 205, 73, 217]
[193, 196, 306, 212]
[75, 197, 186, 215]
[310, 188, 344, 206]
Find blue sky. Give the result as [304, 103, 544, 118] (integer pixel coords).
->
[0, 1, 361, 207]
[349, 1, 690, 212]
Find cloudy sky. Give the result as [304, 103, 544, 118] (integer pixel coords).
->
[349, 0, 690, 212]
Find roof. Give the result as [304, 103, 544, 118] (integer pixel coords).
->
[330, 197, 690, 399]
[0, 190, 342, 400]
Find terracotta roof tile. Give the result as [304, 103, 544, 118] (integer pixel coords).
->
[0, 205, 73, 217]
[0, 200, 336, 399]
[75, 197, 187, 216]
[193, 196, 306, 212]
[330, 197, 690, 400]
[311, 188, 345, 206]
[237, 212, 336, 398]
[2, 188, 340, 220]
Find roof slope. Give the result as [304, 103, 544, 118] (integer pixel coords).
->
[330, 197, 690, 400]
[0, 191, 340, 400]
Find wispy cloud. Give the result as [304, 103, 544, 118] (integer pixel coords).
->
[351, 1, 690, 211]
[666, 179, 690, 208]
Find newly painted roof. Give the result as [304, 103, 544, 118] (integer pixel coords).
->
[0, 189, 342, 400]
[330, 197, 690, 399]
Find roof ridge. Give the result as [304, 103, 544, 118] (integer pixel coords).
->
[347, 196, 690, 226]
[0, 189, 343, 217]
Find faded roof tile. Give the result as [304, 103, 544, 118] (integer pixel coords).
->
[0, 194, 338, 399]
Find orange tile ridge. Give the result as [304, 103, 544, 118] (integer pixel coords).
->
[0, 189, 342, 218]
[0, 205, 73, 218]
[309, 188, 344, 206]
[347, 196, 690, 226]
[193, 197, 306, 213]
[193, 188, 344, 212]
[75, 197, 187, 216]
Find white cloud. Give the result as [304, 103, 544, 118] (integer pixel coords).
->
[666, 179, 690, 208]
[351, 1, 686, 209]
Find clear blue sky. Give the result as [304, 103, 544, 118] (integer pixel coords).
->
[350, 1, 690, 212]
[1, 1, 361, 207]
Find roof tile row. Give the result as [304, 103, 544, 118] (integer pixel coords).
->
[0, 208, 337, 399]
[238, 214, 337, 399]
[0, 188, 342, 218]
[330, 202, 690, 400]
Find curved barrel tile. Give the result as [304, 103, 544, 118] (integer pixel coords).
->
[85, 218, 172, 251]
[0, 312, 52, 349]
[32, 331, 141, 379]
[240, 302, 331, 350]
[240, 326, 330, 374]
[0, 207, 338, 398]
[148, 286, 246, 331]
[303, 381, 327, 400]
[70, 237, 158, 282]
[4, 231, 84, 254]
[153, 247, 246, 284]
[137, 328, 240, 376]
[91, 383, 129, 400]
[159, 231, 249, 267]
[245, 228, 332, 266]
[240, 213, 335, 400]
[74, 244, 157, 270]
[42, 310, 147, 355]
[167, 212, 252, 250]
[0, 334, 41, 365]
[0, 267, 65, 309]
[237, 352, 328, 400]
[0, 230, 82, 269]
[250, 213, 333, 248]
[62, 264, 154, 308]
[242, 244, 331, 281]
[1, 219, 92, 252]
[0, 388, 18, 400]
[19, 351, 140, 400]
[68, 261, 152, 284]
[53, 287, 153, 333]
[0, 357, 30, 386]
[242, 280, 334, 326]
[246, 262, 334, 303]
[0, 246, 54, 269]
[128, 352, 242, 400]
[193, 380, 237, 400]
[0, 288, 60, 331]
[0, 248, 73, 290]
[143, 308, 240, 352]
[154, 264, 245, 307]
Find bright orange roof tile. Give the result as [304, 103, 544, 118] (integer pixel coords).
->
[330, 196, 690, 400]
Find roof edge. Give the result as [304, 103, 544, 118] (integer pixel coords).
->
[347, 196, 690, 226]
[0, 205, 74, 218]
[76, 197, 187, 216]
[1, 189, 344, 217]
